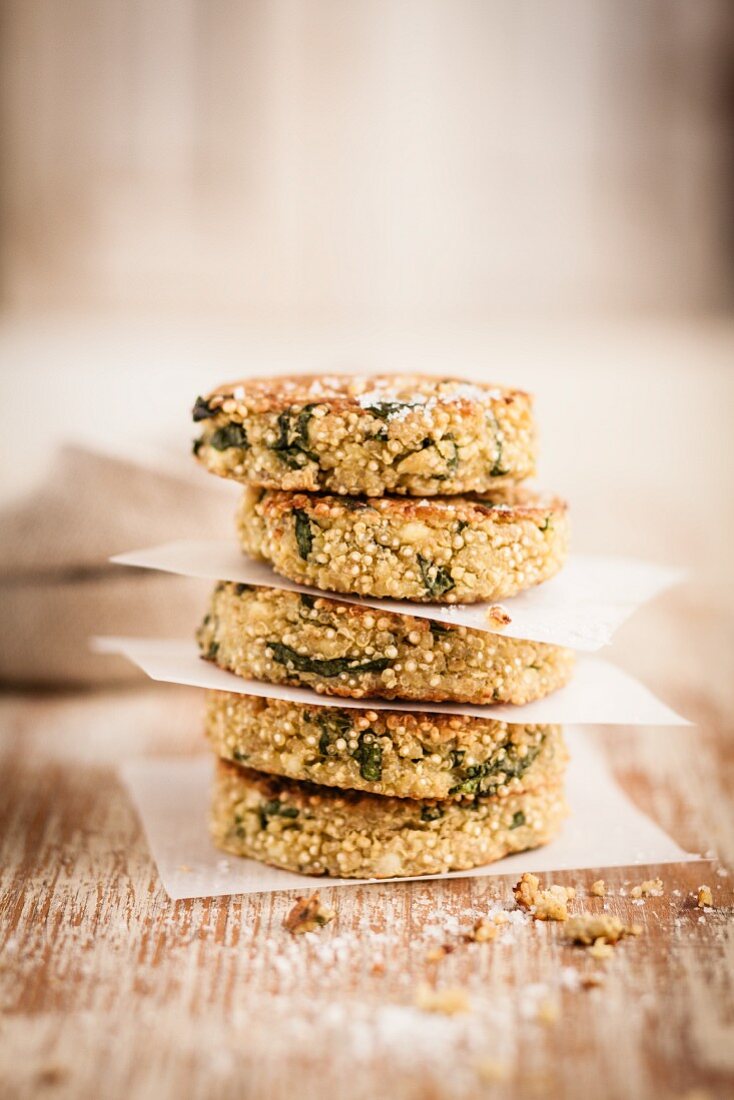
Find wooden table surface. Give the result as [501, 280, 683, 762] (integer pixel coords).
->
[1, 324, 734, 1099]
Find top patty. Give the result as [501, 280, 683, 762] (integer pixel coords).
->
[192, 373, 536, 496]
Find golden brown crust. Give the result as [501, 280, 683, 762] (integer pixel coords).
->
[237, 486, 569, 603]
[210, 757, 568, 878]
[197, 582, 574, 704]
[192, 373, 536, 496]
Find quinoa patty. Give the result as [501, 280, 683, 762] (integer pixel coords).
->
[206, 690, 566, 800]
[192, 373, 535, 496]
[237, 486, 569, 603]
[198, 583, 574, 704]
[211, 758, 568, 878]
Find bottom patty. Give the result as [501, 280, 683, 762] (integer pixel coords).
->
[210, 758, 568, 879]
[206, 690, 565, 800]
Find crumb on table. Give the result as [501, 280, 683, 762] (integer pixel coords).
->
[283, 893, 336, 935]
[630, 878, 664, 899]
[513, 872, 576, 921]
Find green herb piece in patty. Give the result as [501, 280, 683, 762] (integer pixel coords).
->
[205, 639, 219, 660]
[316, 710, 353, 758]
[192, 437, 203, 456]
[294, 509, 314, 559]
[429, 619, 452, 637]
[435, 434, 459, 474]
[417, 554, 455, 598]
[267, 641, 391, 679]
[259, 799, 300, 830]
[271, 405, 320, 468]
[394, 437, 433, 467]
[192, 395, 218, 422]
[449, 738, 544, 797]
[510, 811, 526, 829]
[365, 401, 418, 421]
[352, 732, 383, 782]
[420, 805, 444, 822]
[209, 423, 249, 451]
[234, 583, 253, 595]
[538, 515, 553, 533]
[487, 413, 509, 477]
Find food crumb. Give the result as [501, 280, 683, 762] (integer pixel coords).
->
[513, 872, 575, 921]
[425, 944, 454, 962]
[630, 878, 664, 898]
[589, 879, 606, 897]
[588, 938, 614, 961]
[565, 914, 641, 949]
[487, 604, 511, 627]
[581, 972, 605, 988]
[415, 982, 471, 1015]
[696, 886, 713, 908]
[469, 917, 499, 943]
[283, 893, 336, 935]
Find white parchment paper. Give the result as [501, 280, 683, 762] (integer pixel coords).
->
[119, 730, 699, 901]
[111, 540, 684, 652]
[93, 636, 689, 726]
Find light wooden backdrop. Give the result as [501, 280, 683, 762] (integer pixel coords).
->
[1, 0, 732, 320]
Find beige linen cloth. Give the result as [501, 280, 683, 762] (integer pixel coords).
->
[0, 445, 233, 687]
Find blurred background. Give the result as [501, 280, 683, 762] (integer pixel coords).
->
[0, 0, 732, 695]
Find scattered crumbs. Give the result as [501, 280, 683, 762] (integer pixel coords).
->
[565, 914, 641, 949]
[630, 878, 664, 899]
[696, 886, 713, 908]
[715, 866, 729, 878]
[672, 889, 682, 897]
[469, 917, 499, 943]
[283, 893, 336, 935]
[476, 1058, 509, 1083]
[581, 972, 605, 989]
[513, 872, 575, 921]
[589, 880, 606, 897]
[487, 604, 511, 627]
[588, 939, 614, 961]
[414, 982, 471, 1016]
[425, 944, 454, 962]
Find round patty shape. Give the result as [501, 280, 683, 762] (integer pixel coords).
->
[211, 758, 568, 878]
[198, 583, 574, 704]
[237, 486, 569, 603]
[206, 690, 566, 800]
[192, 374, 536, 496]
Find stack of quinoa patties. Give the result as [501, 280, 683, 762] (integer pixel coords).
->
[191, 374, 573, 880]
